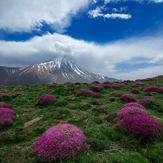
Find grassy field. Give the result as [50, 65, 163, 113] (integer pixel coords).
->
[0, 77, 163, 163]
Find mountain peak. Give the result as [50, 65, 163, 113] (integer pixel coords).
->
[0, 57, 118, 85]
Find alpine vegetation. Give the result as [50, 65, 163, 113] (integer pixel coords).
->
[0, 108, 16, 127]
[120, 93, 136, 102]
[32, 123, 89, 161]
[117, 102, 147, 119]
[116, 114, 163, 140]
[37, 94, 56, 105]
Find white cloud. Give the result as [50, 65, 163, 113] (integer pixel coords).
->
[0, 0, 162, 32]
[104, 13, 132, 19]
[0, 0, 90, 32]
[0, 33, 163, 80]
[88, 7, 104, 18]
[88, 6, 132, 19]
[150, 55, 163, 64]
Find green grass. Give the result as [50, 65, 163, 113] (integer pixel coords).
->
[0, 78, 163, 163]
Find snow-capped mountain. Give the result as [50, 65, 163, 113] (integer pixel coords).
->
[0, 57, 118, 85]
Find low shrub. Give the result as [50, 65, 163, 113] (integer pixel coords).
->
[32, 123, 89, 161]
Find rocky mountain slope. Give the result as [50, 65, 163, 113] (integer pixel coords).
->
[0, 57, 117, 85]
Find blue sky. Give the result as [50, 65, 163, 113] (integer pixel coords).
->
[0, 0, 163, 79]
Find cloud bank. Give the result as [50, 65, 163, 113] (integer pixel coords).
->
[0, 33, 163, 80]
[0, 0, 90, 32]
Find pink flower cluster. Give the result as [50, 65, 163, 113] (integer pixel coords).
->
[37, 94, 56, 105]
[144, 86, 159, 92]
[10, 93, 22, 98]
[77, 89, 101, 98]
[0, 92, 22, 99]
[112, 83, 124, 90]
[116, 114, 162, 139]
[0, 102, 13, 109]
[120, 93, 136, 103]
[117, 102, 147, 119]
[138, 98, 153, 107]
[131, 87, 140, 94]
[0, 108, 16, 126]
[102, 81, 111, 88]
[158, 87, 163, 93]
[103, 81, 110, 85]
[90, 84, 103, 92]
[32, 124, 89, 161]
[132, 81, 144, 87]
[0, 93, 11, 99]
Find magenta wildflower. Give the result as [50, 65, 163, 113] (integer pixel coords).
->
[90, 84, 103, 92]
[0, 102, 13, 109]
[158, 87, 163, 93]
[112, 83, 124, 90]
[103, 81, 110, 85]
[122, 102, 145, 110]
[32, 123, 89, 161]
[120, 93, 136, 103]
[144, 86, 159, 92]
[10, 93, 22, 98]
[116, 114, 163, 139]
[37, 94, 56, 105]
[131, 87, 140, 94]
[103, 83, 111, 88]
[138, 98, 153, 107]
[117, 102, 147, 119]
[0, 93, 11, 99]
[132, 81, 144, 87]
[77, 89, 101, 98]
[0, 108, 16, 126]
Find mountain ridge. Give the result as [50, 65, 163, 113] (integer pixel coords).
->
[0, 57, 118, 85]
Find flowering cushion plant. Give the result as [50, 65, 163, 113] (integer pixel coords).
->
[90, 84, 103, 92]
[116, 114, 163, 139]
[117, 102, 147, 119]
[0, 102, 13, 109]
[120, 93, 136, 102]
[144, 86, 159, 92]
[32, 123, 89, 161]
[37, 94, 56, 105]
[77, 89, 101, 98]
[0, 108, 16, 126]
[138, 98, 153, 107]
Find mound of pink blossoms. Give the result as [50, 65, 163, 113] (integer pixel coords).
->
[0, 93, 11, 99]
[138, 98, 153, 107]
[0, 102, 13, 109]
[10, 93, 22, 98]
[103, 81, 110, 85]
[144, 86, 159, 92]
[37, 94, 56, 105]
[120, 93, 136, 103]
[0, 108, 16, 126]
[158, 87, 163, 93]
[117, 102, 147, 119]
[32, 123, 89, 161]
[131, 87, 140, 94]
[77, 89, 101, 98]
[116, 114, 163, 139]
[112, 83, 124, 90]
[90, 84, 103, 92]
[132, 81, 144, 87]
